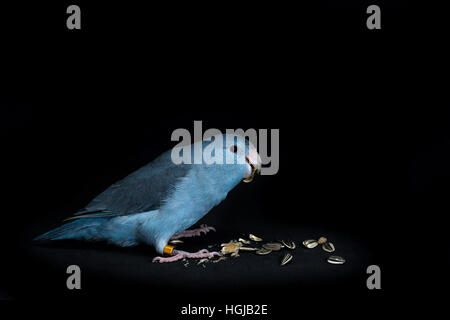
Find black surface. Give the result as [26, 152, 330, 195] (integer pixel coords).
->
[1, 0, 446, 317]
[27, 221, 369, 293]
[2, 107, 445, 306]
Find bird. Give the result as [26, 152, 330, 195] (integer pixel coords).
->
[34, 133, 262, 263]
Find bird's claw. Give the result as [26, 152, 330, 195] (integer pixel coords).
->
[170, 225, 216, 240]
[152, 249, 221, 263]
[200, 225, 216, 234]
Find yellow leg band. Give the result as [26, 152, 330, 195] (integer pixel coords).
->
[163, 245, 175, 255]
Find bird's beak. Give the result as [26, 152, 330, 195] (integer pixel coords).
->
[243, 147, 262, 183]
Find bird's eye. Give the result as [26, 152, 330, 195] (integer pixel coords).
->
[230, 145, 238, 153]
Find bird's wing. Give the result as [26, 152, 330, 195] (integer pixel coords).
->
[67, 150, 191, 220]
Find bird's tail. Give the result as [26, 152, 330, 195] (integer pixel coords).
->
[34, 218, 104, 241]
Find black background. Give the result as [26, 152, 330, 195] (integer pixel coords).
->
[0, 0, 446, 317]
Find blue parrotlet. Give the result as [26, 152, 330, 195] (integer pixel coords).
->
[34, 134, 262, 263]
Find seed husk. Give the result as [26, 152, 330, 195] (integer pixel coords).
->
[220, 240, 240, 247]
[249, 234, 263, 241]
[255, 248, 272, 255]
[239, 247, 258, 251]
[276, 241, 286, 248]
[281, 240, 296, 250]
[322, 242, 335, 252]
[238, 238, 251, 244]
[327, 255, 345, 264]
[263, 242, 283, 251]
[197, 258, 209, 265]
[220, 241, 242, 255]
[303, 239, 318, 249]
[212, 256, 227, 263]
[281, 253, 293, 266]
[317, 237, 327, 244]
[169, 239, 184, 244]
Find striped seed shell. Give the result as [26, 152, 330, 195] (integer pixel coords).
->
[303, 239, 319, 249]
[281, 240, 296, 250]
[322, 242, 335, 252]
[263, 242, 283, 251]
[239, 247, 258, 251]
[281, 253, 293, 266]
[239, 238, 251, 244]
[327, 255, 345, 264]
[249, 234, 263, 241]
[255, 248, 272, 255]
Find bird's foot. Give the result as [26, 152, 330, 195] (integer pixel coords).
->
[152, 249, 221, 263]
[170, 224, 216, 240]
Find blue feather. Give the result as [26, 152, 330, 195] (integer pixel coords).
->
[34, 134, 258, 253]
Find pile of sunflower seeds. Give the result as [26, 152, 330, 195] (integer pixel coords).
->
[176, 233, 345, 267]
[217, 234, 296, 266]
[302, 236, 345, 264]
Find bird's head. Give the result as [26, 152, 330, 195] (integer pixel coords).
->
[218, 133, 262, 183]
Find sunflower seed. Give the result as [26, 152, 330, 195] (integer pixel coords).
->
[322, 242, 335, 252]
[327, 255, 345, 264]
[281, 253, 293, 266]
[281, 240, 296, 250]
[212, 256, 227, 263]
[317, 237, 327, 244]
[238, 238, 251, 244]
[303, 239, 318, 249]
[249, 234, 263, 241]
[255, 248, 272, 255]
[169, 239, 184, 244]
[239, 247, 258, 251]
[263, 242, 283, 251]
[231, 252, 240, 258]
[276, 241, 285, 248]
